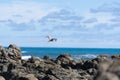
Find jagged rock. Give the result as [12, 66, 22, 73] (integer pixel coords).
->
[92, 57, 108, 63]
[19, 74, 38, 80]
[75, 60, 84, 69]
[26, 56, 43, 68]
[28, 56, 42, 63]
[55, 54, 76, 69]
[0, 64, 8, 72]
[42, 75, 59, 80]
[56, 54, 73, 62]
[87, 68, 97, 75]
[0, 46, 7, 57]
[0, 44, 119, 80]
[111, 54, 120, 59]
[82, 60, 98, 70]
[8, 44, 21, 52]
[7, 44, 21, 60]
[43, 55, 52, 60]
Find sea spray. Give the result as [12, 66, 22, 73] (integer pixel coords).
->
[22, 55, 31, 60]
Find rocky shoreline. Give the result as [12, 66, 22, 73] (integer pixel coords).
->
[0, 44, 119, 80]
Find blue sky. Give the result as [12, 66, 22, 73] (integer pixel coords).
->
[0, 0, 120, 48]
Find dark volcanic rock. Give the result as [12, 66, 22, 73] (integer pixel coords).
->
[55, 54, 77, 69]
[42, 75, 59, 80]
[94, 58, 120, 80]
[0, 46, 7, 57]
[0, 44, 120, 80]
[7, 44, 21, 60]
[111, 54, 120, 59]
[82, 60, 97, 70]
[43, 55, 52, 60]
[19, 74, 38, 80]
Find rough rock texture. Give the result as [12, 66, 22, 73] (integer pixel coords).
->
[94, 58, 120, 80]
[19, 74, 38, 80]
[0, 76, 5, 80]
[7, 44, 21, 60]
[0, 44, 119, 80]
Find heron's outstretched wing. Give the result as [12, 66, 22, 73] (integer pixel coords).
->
[46, 36, 57, 42]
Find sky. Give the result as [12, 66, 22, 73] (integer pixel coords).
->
[0, 0, 120, 48]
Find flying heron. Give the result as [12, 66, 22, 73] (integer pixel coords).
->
[46, 36, 57, 42]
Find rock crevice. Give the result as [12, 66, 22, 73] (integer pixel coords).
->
[0, 44, 119, 80]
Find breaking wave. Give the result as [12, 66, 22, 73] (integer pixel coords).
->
[22, 56, 31, 60]
[73, 54, 97, 60]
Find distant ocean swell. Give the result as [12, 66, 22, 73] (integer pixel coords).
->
[21, 50, 98, 60]
[21, 47, 120, 60]
[73, 54, 98, 60]
[21, 54, 98, 60]
[22, 51, 98, 59]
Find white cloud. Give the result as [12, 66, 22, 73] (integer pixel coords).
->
[39, 9, 83, 25]
[0, 1, 59, 23]
[83, 18, 97, 23]
[0, 0, 120, 47]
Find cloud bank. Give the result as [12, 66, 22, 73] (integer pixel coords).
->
[0, 1, 120, 47]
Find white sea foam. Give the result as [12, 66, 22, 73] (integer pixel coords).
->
[74, 54, 97, 60]
[22, 56, 31, 60]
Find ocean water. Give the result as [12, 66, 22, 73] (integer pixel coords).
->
[21, 47, 120, 60]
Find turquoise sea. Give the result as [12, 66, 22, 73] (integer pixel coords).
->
[21, 47, 120, 60]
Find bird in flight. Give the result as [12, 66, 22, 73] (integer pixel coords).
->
[46, 36, 57, 42]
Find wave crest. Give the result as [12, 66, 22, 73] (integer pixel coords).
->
[73, 54, 97, 60]
[22, 56, 31, 60]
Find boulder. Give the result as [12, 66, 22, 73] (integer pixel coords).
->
[8, 44, 21, 52]
[28, 56, 42, 63]
[0, 44, 120, 80]
[27, 56, 43, 67]
[45, 67, 81, 80]
[55, 54, 76, 69]
[56, 54, 73, 61]
[74, 60, 84, 69]
[94, 58, 120, 80]
[82, 60, 98, 70]
[43, 55, 52, 60]
[7, 44, 21, 60]
[87, 68, 97, 76]
[95, 72, 119, 80]
[0, 46, 7, 57]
